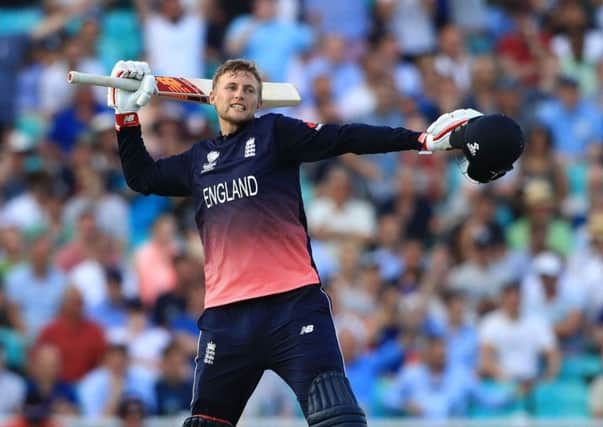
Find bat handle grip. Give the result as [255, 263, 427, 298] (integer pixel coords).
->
[67, 71, 142, 92]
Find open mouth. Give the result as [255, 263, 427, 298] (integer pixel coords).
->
[230, 103, 246, 111]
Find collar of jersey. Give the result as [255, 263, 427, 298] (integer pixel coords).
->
[215, 118, 255, 143]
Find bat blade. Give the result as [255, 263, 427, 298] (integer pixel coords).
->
[67, 71, 301, 108]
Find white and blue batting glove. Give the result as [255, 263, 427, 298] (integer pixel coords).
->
[107, 60, 156, 117]
[419, 108, 483, 152]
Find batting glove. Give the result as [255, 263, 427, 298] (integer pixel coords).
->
[419, 108, 483, 152]
[107, 60, 156, 128]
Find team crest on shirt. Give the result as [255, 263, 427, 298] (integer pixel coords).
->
[202, 151, 220, 173]
[244, 137, 256, 158]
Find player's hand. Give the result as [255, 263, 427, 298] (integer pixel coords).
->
[419, 108, 483, 151]
[107, 60, 156, 114]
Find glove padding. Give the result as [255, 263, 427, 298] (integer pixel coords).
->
[420, 108, 483, 151]
[107, 60, 156, 114]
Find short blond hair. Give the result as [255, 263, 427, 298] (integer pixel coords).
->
[212, 59, 263, 100]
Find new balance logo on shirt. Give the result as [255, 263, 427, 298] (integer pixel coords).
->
[300, 324, 314, 335]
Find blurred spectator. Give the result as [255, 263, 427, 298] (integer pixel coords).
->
[507, 178, 573, 256]
[493, 78, 530, 126]
[55, 208, 98, 272]
[449, 224, 516, 316]
[170, 284, 206, 358]
[521, 252, 585, 354]
[4, 393, 61, 427]
[497, 10, 551, 87]
[447, 0, 489, 35]
[24, 343, 77, 416]
[107, 298, 171, 379]
[134, 214, 180, 307]
[376, 0, 437, 57]
[0, 343, 26, 417]
[536, 76, 603, 160]
[464, 55, 498, 113]
[40, 28, 105, 117]
[569, 211, 603, 317]
[373, 32, 423, 98]
[307, 166, 376, 256]
[478, 281, 560, 383]
[154, 341, 191, 416]
[63, 167, 130, 244]
[87, 267, 128, 330]
[371, 214, 404, 282]
[78, 344, 155, 418]
[0, 1, 94, 126]
[383, 334, 511, 419]
[117, 396, 147, 427]
[517, 125, 568, 203]
[225, 0, 314, 82]
[550, 2, 603, 95]
[393, 239, 426, 298]
[1, 171, 55, 233]
[152, 254, 198, 328]
[87, 112, 123, 190]
[438, 290, 479, 370]
[434, 25, 473, 93]
[47, 85, 109, 154]
[35, 287, 106, 383]
[135, 0, 206, 78]
[67, 232, 117, 310]
[0, 130, 39, 203]
[0, 224, 24, 276]
[337, 50, 390, 121]
[5, 232, 67, 338]
[302, 34, 363, 106]
[336, 315, 403, 413]
[329, 243, 382, 319]
[387, 168, 434, 240]
[303, 0, 370, 45]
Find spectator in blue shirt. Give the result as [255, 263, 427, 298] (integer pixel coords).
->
[225, 0, 314, 82]
[383, 334, 512, 419]
[154, 341, 191, 416]
[5, 233, 68, 339]
[536, 76, 603, 160]
[87, 267, 128, 330]
[336, 317, 403, 415]
[440, 290, 479, 370]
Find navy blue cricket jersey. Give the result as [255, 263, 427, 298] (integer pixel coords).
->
[117, 113, 422, 308]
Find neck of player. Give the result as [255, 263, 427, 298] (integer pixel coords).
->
[219, 118, 246, 137]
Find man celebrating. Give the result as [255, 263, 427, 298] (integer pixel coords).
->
[108, 58, 495, 427]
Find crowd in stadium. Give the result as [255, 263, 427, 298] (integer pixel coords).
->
[2, 0, 603, 423]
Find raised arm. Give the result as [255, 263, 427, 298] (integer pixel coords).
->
[108, 60, 193, 197]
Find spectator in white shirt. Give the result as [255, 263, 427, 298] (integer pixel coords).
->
[521, 251, 585, 354]
[308, 166, 376, 258]
[479, 281, 560, 384]
[135, 0, 206, 78]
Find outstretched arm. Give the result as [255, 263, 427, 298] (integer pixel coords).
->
[273, 109, 482, 163]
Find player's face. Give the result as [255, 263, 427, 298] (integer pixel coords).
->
[211, 71, 262, 132]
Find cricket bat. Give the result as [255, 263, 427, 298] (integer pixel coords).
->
[67, 71, 302, 108]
